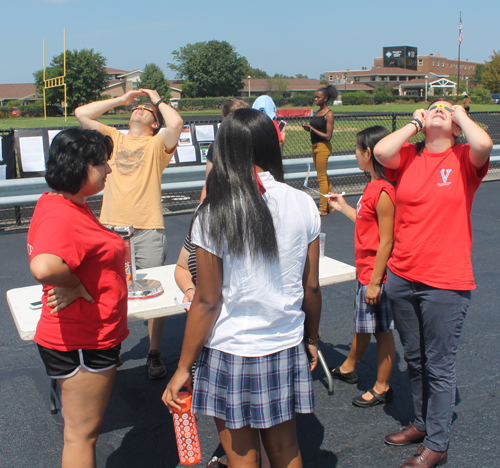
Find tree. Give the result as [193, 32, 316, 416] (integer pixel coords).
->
[469, 63, 485, 88]
[168, 40, 247, 97]
[266, 76, 289, 98]
[482, 51, 500, 94]
[34, 48, 110, 109]
[295, 74, 309, 79]
[242, 59, 269, 79]
[136, 64, 171, 101]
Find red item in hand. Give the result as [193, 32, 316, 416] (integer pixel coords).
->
[172, 392, 202, 465]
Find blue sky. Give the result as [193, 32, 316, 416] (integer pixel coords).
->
[2, 0, 497, 84]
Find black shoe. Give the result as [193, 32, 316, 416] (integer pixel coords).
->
[146, 350, 167, 379]
[352, 387, 393, 407]
[331, 367, 359, 384]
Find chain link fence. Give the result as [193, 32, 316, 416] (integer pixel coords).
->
[1, 112, 499, 231]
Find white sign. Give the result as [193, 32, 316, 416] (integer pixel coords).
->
[19, 136, 46, 172]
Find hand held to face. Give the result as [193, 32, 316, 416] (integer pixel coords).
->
[121, 90, 148, 106]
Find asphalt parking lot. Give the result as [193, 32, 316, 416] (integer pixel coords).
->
[1, 180, 499, 468]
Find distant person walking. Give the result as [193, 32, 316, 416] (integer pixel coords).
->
[463, 95, 472, 115]
[302, 84, 338, 216]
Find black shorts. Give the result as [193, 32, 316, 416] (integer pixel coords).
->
[37, 344, 122, 379]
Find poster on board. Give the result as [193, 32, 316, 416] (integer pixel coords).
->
[179, 125, 193, 146]
[176, 145, 197, 163]
[19, 136, 46, 172]
[195, 125, 215, 142]
[199, 143, 211, 164]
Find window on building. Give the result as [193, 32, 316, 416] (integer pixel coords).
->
[329, 75, 333, 81]
[389, 76, 397, 81]
[432, 60, 434, 66]
[437, 61, 439, 67]
[442, 61, 444, 67]
[132, 81, 139, 90]
[418, 59, 423, 66]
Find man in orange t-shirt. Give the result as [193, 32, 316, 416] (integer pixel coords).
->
[76, 89, 183, 379]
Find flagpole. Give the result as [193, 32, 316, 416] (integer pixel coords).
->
[457, 12, 462, 95]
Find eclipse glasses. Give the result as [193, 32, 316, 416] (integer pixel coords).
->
[428, 104, 453, 114]
[131, 103, 158, 121]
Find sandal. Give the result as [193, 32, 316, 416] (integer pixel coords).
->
[319, 210, 328, 216]
[207, 456, 227, 468]
[352, 387, 393, 408]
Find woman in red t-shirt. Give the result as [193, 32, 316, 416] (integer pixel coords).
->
[374, 101, 492, 467]
[327, 126, 396, 408]
[28, 128, 128, 468]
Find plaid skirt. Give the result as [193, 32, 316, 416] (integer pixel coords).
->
[354, 281, 394, 333]
[191, 343, 314, 429]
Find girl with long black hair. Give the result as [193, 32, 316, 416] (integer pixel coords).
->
[163, 108, 322, 468]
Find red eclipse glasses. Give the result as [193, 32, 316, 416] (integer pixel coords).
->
[131, 103, 158, 121]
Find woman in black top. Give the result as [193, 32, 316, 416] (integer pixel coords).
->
[302, 84, 338, 215]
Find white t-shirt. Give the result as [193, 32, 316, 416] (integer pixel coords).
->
[191, 172, 321, 357]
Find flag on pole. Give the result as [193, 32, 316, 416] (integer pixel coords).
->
[459, 14, 463, 45]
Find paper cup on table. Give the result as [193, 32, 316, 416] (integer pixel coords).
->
[319, 233, 326, 258]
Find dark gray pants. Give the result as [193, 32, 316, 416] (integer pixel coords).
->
[385, 269, 471, 452]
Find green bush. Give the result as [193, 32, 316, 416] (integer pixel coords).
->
[176, 94, 317, 111]
[342, 91, 373, 106]
[19, 102, 44, 118]
[0, 108, 12, 119]
[7, 100, 23, 107]
[177, 96, 256, 111]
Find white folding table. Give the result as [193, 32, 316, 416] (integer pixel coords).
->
[7, 256, 356, 409]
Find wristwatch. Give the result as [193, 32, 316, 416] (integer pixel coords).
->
[305, 332, 321, 345]
[155, 98, 165, 107]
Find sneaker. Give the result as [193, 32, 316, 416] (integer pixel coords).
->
[146, 350, 167, 379]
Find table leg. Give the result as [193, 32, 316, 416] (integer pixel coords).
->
[50, 378, 62, 415]
[317, 349, 334, 395]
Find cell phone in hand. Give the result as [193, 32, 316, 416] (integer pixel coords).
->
[279, 120, 287, 131]
[29, 301, 43, 310]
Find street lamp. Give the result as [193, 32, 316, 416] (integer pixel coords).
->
[465, 76, 469, 94]
[248, 76, 251, 97]
[343, 72, 347, 92]
[424, 75, 429, 102]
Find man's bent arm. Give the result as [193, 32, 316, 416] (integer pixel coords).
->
[140, 89, 184, 153]
[75, 90, 147, 131]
